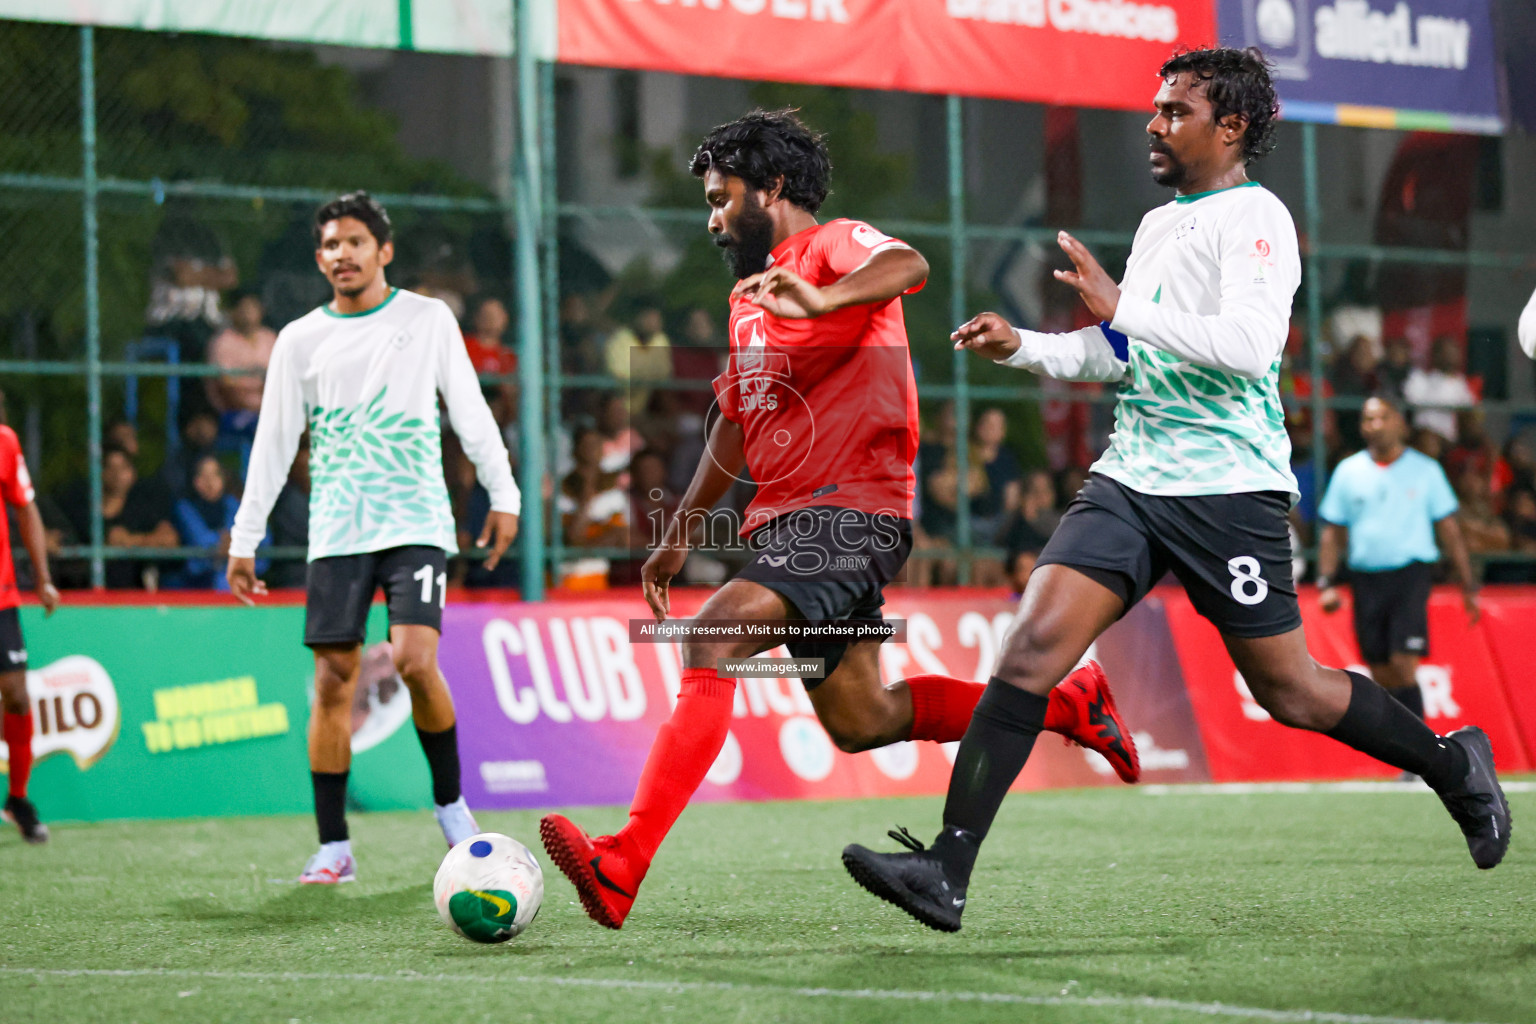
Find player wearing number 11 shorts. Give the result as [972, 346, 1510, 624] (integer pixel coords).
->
[226, 192, 522, 883]
[841, 47, 1511, 933]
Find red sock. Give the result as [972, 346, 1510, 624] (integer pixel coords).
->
[617, 668, 735, 865]
[907, 673, 1079, 743]
[4, 712, 34, 799]
[906, 674, 984, 742]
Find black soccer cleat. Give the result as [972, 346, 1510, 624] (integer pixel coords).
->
[842, 827, 965, 933]
[3, 795, 49, 845]
[1434, 727, 1510, 870]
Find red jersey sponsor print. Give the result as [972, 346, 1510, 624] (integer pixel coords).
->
[712, 219, 920, 534]
[0, 426, 36, 611]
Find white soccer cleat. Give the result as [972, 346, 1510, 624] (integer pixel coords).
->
[299, 843, 357, 884]
[435, 796, 480, 848]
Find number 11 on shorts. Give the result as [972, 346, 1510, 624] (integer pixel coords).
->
[414, 564, 448, 609]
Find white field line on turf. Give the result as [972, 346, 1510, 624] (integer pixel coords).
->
[0, 967, 1500, 1024]
[1142, 781, 1536, 796]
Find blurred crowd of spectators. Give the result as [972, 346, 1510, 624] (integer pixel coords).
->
[16, 243, 1536, 595]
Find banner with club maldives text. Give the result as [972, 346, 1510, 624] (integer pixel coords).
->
[1218, 0, 1503, 133]
[444, 590, 1211, 811]
[556, 0, 1219, 111]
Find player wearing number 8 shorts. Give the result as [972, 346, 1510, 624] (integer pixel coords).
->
[841, 47, 1511, 934]
[225, 193, 522, 883]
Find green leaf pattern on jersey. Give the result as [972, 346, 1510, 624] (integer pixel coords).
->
[307, 388, 454, 555]
[1094, 340, 1295, 496]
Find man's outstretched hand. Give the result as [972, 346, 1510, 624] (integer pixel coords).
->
[1054, 231, 1121, 323]
[951, 312, 1022, 361]
[733, 267, 831, 319]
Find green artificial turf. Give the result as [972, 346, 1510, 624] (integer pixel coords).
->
[1, 786, 1532, 1024]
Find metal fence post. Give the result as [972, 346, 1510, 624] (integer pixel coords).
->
[1302, 122, 1327, 526]
[947, 94, 972, 582]
[539, 58, 564, 587]
[81, 26, 104, 589]
[513, 0, 547, 601]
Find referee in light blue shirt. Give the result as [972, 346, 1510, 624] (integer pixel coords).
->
[1316, 393, 1480, 722]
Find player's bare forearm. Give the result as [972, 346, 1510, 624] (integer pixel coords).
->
[19, 503, 58, 614]
[668, 417, 745, 546]
[1434, 516, 1478, 593]
[821, 248, 929, 312]
[1316, 523, 1346, 583]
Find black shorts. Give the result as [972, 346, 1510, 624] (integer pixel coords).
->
[1351, 561, 1433, 663]
[732, 506, 912, 685]
[1037, 473, 1301, 638]
[0, 608, 25, 671]
[304, 546, 448, 648]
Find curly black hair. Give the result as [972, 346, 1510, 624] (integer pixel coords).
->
[313, 190, 392, 247]
[689, 109, 831, 214]
[1159, 47, 1279, 164]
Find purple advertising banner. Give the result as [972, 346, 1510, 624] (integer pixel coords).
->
[438, 591, 1213, 813]
[1219, 0, 1504, 132]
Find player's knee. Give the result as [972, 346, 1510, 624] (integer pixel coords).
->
[993, 620, 1068, 691]
[822, 717, 883, 754]
[392, 646, 437, 686]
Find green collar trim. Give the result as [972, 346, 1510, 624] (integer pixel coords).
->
[323, 287, 399, 319]
[1174, 181, 1261, 204]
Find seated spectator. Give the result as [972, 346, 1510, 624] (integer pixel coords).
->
[1003, 469, 1060, 555]
[1332, 333, 1380, 450]
[158, 412, 220, 499]
[463, 296, 517, 377]
[1504, 487, 1536, 554]
[145, 210, 237, 363]
[64, 446, 178, 589]
[1404, 336, 1476, 443]
[596, 392, 641, 475]
[266, 435, 311, 588]
[1445, 409, 1511, 501]
[205, 291, 276, 444]
[172, 454, 239, 589]
[1004, 543, 1039, 601]
[1454, 465, 1510, 556]
[1504, 433, 1536, 492]
[556, 427, 629, 591]
[606, 298, 671, 415]
[969, 408, 1022, 545]
[1410, 426, 1447, 463]
[673, 308, 727, 419]
[1377, 337, 1413, 401]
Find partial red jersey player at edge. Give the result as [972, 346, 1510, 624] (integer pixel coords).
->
[540, 110, 1139, 932]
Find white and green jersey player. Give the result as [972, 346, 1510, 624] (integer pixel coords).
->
[1000, 180, 1300, 501]
[230, 285, 521, 562]
[228, 192, 521, 886]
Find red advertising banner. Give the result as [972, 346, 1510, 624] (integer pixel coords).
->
[556, 0, 1218, 111]
[1165, 587, 1533, 782]
[1475, 592, 1536, 767]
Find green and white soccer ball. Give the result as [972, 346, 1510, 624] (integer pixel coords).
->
[434, 832, 544, 943]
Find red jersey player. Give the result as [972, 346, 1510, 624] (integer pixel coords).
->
[0, 392, 60, 843]
[540, 110, 1139, 930]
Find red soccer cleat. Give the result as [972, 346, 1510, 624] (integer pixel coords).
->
[1047, 660, 1141, 784]
[539, 814, 645, 930]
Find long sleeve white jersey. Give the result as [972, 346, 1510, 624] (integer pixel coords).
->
[999, 181, 1300, 499]
[230, 288, 521, 560]
[1520, 286, 1536, 360]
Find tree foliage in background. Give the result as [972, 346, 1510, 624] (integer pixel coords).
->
[0, 21, 488, 488]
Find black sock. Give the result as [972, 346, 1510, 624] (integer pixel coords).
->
[1325, 672, 1466, 789]
[1387, 684, 1425, 721]
[416, 724, 462, 806]
[312, 770, 349, 844]
[931, 678, 1049, 885]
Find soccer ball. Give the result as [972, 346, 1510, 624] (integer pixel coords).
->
[433, 832, 544, 943]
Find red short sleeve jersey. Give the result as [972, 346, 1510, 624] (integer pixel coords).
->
[712, 219, 921, 534]
[0, 426, 36, 610]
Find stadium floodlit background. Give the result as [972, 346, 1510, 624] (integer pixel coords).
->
[3, 3, 1536, 1022]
